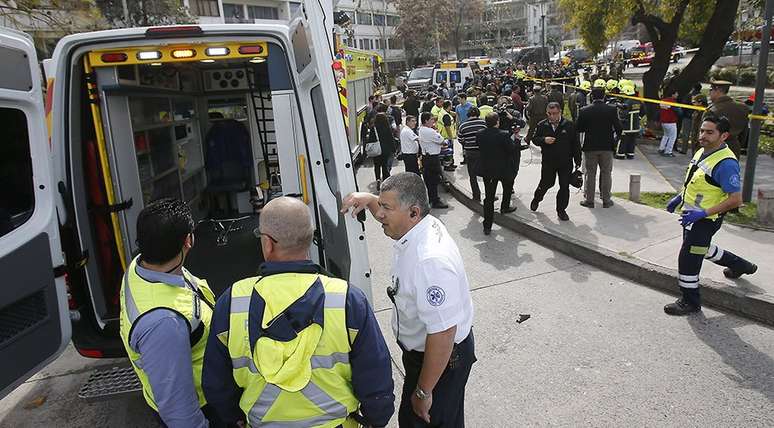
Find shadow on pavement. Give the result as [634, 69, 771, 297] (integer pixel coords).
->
[688, 312, 774, 403]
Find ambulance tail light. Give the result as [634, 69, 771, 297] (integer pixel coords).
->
[77, 349, 105, 358]
[100, 53, 128, 63]
[145, 25, 203, 38]
[239, 45, 265, 55]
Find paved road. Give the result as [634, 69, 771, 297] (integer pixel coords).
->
[2, 162, 773, 427]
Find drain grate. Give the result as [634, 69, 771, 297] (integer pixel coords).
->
[78, 366, 142, 401]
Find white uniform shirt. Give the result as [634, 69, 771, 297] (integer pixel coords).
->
[390, 215, 474, 352]
[400, 125, 419, 155]
[418, 126, 444, 155]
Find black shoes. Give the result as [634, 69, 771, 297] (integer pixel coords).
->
[580, 200, 595, 208]
[723, 263, 758, 279]
[483, 228, 491, 235]
[614, 154, 626, 160]
[602, 200, 614, 208]
[530, 199, 539, 211]
[664, 298, 701, 316]
[501, 206, 517, 214]
[626, 155, 634, 159]
[431, 201, 449, 209]
[557, 210, 570, 221]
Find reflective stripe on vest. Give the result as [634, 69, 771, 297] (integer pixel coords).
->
[119, 257, 215, 410]
[227, 273, 358, 427]
[681, 146, 737, 220]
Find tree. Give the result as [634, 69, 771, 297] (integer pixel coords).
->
[95, 0, 194, 27]
[559, 0, 740, 119]
[0, 0, 103, 32]
[395, 0, 451, 65]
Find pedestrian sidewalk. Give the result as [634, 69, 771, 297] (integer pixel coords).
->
[444, 146, 774, 325]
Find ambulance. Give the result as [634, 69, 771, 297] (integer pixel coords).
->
[432, 60, 479, 92]
[0, 0, 371, 400]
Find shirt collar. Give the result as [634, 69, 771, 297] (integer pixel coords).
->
[134, 258, 187, 288]
[393, 215, 435, 251]
[259, 260, 325, 277]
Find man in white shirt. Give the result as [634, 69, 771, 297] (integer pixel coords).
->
[342, 172, 476, 428]
[418, 112, 449, 209]
[400, 115, 420, 175]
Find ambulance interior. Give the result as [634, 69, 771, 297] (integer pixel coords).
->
[68, 43, 304, 326]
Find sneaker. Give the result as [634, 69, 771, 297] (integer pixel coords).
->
[501, 206, 517, 214]
[664, 298, 701, 316]
[614, 154, 626, 160]
[431, 201, 449, 209]
[602, 200, 614, 208]
[626, 155, 635, 159]
[664, 152, 675, 157]
[530, 199, 539, 211]
[580, 200, 595, 208]
[658, 149, 665, 154]
[557, 210, 570, 221]
[723, 263, 758, 279]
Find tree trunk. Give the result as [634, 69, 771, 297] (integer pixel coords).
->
[664, 0, 741, 98]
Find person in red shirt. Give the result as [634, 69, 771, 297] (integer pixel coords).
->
[659, 89, 680, 157]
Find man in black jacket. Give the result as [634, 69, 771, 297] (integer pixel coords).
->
[529, 102, 582, 221]
[576, 88, 623, 208]
[478, 112, 518, 234]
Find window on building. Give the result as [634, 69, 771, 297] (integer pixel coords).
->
[386, 15, 400, 26]
[190, 0, 220, 17]
[387, 38, 402, 50]
[223, 3, 245, 22]
[356, 11, 372, 25]
[373, 14, 385, 26]
[0, 108, 35, 239]
[248, 5, 279, 20]
[343, 11, 355, 24]
[289, 1, 302, 16]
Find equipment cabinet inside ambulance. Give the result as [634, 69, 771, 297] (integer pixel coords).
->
[0, 12, 371, 399]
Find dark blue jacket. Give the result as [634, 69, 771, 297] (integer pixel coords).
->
[202, 261, 395, 427]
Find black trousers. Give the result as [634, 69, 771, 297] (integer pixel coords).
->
[677, 217, 753, 307]
[404, 153, 420, 175]
[533, 163, 572, 212]
[464, 151, 482, 199]
[398, 331, 476, 428]
[482, 176, 514, 231]
[374, 154, 393, 181]
[422, 155, 442, 203]
[617, 133, 637, 156]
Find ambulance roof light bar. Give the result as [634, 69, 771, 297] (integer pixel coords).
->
[145, 26, 203, 39]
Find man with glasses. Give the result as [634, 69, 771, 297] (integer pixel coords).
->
[341, 173, 476, 427]
[119, 198, 220, 427]
[203, 197, 394, 428]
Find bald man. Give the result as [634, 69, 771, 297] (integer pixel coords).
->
[202, 197, 395, 427]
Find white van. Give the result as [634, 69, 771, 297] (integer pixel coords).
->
[0, 1, 371, 400]
[432, 61, 478, 92]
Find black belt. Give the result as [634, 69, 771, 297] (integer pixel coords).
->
[424, 154, 440, 157]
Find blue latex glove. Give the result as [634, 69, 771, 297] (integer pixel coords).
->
[666, 194, 682, 213]
[680, 209, 707, 227]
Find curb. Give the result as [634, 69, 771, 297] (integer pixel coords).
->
[444, 175, 774, 328]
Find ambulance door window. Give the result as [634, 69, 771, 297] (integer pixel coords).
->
[435, 71, 447, 84]
[0, 108, 34, 237]
[449, 71, 461, 84]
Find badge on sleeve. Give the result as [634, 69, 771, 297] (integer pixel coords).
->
[426, 286, 446, 306]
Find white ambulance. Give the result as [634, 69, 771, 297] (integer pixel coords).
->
[0, 0, 371, 399]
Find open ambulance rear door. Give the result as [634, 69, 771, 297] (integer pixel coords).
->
[0, 27, 70, 399]
[289, 0, 373, 299]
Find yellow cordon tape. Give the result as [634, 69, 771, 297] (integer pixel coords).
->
[522, 75, 774, 121]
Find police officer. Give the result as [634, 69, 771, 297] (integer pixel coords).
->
[119, 198, 219, 427]
[702, 80, 750, 158]
[202, 197, 395, 427]
[663, 116, 758, 315]
[342, 173, 476, 427]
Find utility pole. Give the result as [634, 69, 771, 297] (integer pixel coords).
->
[743, 0, 773, 202]
[541, 8, 546, 64]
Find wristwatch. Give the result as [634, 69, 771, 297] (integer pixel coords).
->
[414, 386, 430, 400]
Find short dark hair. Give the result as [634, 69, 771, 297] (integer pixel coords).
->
[405, 115, 416, 123]
[547, 102, 561, 111]
[136, 198, 195, 264]
[468, 106, 480, 117]
[390, 94, 397, 104]
[420, 111, 433, 125]
[590, 87, 605, 100]
[702, 114, 731, 134]
[485, 112, 499, 127]
[443, 100, 452, 109]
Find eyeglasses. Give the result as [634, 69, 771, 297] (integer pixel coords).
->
[253, 229, 278, 243]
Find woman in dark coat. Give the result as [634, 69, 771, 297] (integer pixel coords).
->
[372, 112, 395, 188]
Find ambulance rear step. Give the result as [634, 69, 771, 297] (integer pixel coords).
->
[78, 365, 142, 401]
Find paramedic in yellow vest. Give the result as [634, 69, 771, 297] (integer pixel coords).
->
[119, 198, 221, 427]
[430, 96, 444, 121]
[663, 116, 757, 316]
[202, 197, 394, 427]
[439, 100, 458, 172]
